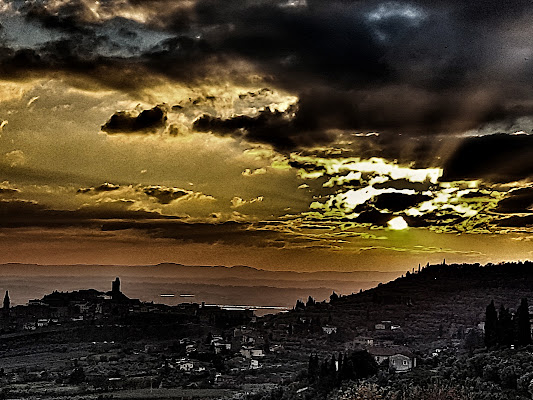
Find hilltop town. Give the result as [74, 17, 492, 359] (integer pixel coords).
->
[0, 261, 533, 399]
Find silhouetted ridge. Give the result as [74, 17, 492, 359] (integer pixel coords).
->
[272, 260, 533, 345]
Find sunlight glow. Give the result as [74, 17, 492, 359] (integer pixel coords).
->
[388, 216, 409, 230]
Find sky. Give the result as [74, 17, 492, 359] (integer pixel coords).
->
[0, 0, 532, 272]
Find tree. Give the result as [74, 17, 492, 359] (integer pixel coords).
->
[464, 328, 484, 351]
[330, 291, 339, 302]
[350, 350, 379, 379]
[69, 367, 86, 385]
[318, 357, 336, 393]
[306, 296, 316, 307]
[339, 353, 355, 381]
[484, 300, 498, 348]
[497, 305, 514, 346]
[308, 354, 319, 382]
[516, 298, 531, 346]
[295, 299, 305, 311]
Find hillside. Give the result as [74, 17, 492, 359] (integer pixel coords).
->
[268, 261, 533, 349]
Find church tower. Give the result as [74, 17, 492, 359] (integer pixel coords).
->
[112, 277, 120, 294]
[111, 277, 121, 300]
[3, 291, 10, 318]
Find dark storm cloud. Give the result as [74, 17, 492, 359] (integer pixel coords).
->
[372, 193, 431, 212]
[495, 215, 533, 228]
[5, 0, 533, 146]
[354, 209, 392, 226]
[23, 2, 94, 35]
[442, 134, 533, 182]
[140, 36, 217, 79]
[0, 198, 284, 246]
[184, 0, 533, 140]
[0, 199, 177, 228]
[194, 105, 334, 151]
[494, 187, 533, 214]
[0, 39, 152, 92]
[101, 106, 167, 134]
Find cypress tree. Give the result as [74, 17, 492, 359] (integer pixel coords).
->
[497, 305, 514, 346]
[485, 300, 498, 348]
[340, 353, 355, 381]
[516, 298, 531, 346]
[308, 354, 319, 381]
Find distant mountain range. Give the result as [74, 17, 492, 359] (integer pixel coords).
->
[0, 263, 402, 311]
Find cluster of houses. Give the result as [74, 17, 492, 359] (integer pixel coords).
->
[0, 278, 253, 335]
[0, 277, 425, 388]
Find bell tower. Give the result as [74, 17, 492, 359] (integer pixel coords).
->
[3, 291, 10, 318]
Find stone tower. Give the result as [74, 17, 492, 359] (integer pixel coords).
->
[112, 277, 120, 293]
[3, 291, 10, 317]
[111, 277, 121, 300]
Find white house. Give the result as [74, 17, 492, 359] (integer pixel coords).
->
[177, 360, 194, 372]
[23, 322, 37, 330]
[251, 348, 265, 358]
[391, 325, 401, 330]
[389, 353, 416, 372]
[250, 359, 260, 369]
[322, 326, 337, 335]
[353, 336, 374, 347]
[369, 347, 416, 373]
[37, 319, 50, 327]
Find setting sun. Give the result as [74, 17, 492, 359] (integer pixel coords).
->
[388, 216, 409, 230]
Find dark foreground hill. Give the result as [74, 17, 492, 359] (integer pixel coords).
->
[251, 261, 533, 400]
[268, 261, 533, 349]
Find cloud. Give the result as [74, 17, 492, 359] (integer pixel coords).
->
[193, 105, 334, 151]
[493, 186, 533, 214]
[1, 0, 533, 140]
[101, 105, 167, 134]
[77, 182, 121, 193]
[142, 185, 215, 204]
[77, 183, 215, 205]
[143, 186, 188, 204]
[291, 152, 530, 232]
[26, 96, 39, 107]
[0, 188, 18, 195]
[0, 198, 178, 228]
[242, 168, 267, 176]
[442, 133, 533, 182]
[496, 215, 533, 228]
[0, 120, 8, 133]
[373, 192, 432, 212]
[231, 196, 263, 208]
[4, 150, 26, 167]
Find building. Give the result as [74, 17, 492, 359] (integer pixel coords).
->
[368, 347, 416, 372]
[389, 353, 416, 372]
[352, 336, 374, 347]
[177, 359, 194, 372]
[322, 325, 337, 335]
[3, 291, 10, 314]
